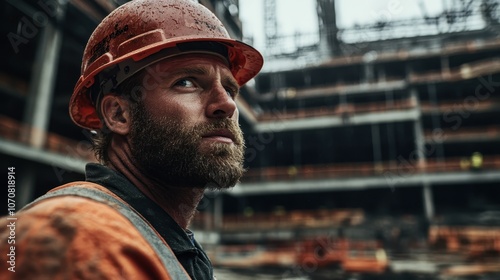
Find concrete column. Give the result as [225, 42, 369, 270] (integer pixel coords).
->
[428, 83, 445, 163]
[423, 182, 435, 221]
[385, 90, 397, 167]
[293, 131, 301, 166]
[411, 88, 435, 221]
[317, 0, 340, 57]
[364, 63, 375, 83]
[17, 164, 36, 208]
[441, 55, 450, 78]
[204, 199, 213, 231]
[22, 2, 65, 148]
[214, 194, 223, 231]
[411, 89, 425, 167]
[19, 0, 66, 207]
[371, 124, 382, 172]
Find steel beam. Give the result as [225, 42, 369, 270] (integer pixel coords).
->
[254, 109, 420, 133]
[0, 139, 87, 174]
[228, 170, 500, 196]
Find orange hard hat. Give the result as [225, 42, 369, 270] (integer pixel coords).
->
[69, 0, 263, 130]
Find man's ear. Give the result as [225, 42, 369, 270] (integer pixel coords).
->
[100, 95, 131, 135]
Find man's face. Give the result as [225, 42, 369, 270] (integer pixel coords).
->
[128, 53, 245, 189]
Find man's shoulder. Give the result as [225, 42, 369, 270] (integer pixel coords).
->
[21, 195, 134, 235]
[0, 194, 173, 279]
[7, 195, 148, 258]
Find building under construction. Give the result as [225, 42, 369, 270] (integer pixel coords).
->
[1, 0, 500, 278]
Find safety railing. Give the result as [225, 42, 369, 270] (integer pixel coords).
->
[258, 97, 416, 121]
[0, 115, 96, 162]
[242, 155, 500, 182]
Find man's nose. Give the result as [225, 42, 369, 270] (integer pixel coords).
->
[206, 83, 237, 119]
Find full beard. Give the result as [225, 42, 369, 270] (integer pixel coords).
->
[129, 102, 246, 190]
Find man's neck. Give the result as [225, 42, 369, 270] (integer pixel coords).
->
[106, 140, 205, 229]
[131, 177, 205, 230]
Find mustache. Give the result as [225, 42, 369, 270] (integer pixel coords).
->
[194, 119, 244, 145]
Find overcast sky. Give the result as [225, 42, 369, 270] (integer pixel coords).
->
[239, 0, 458, 50]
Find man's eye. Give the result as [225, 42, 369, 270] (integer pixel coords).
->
[174, 79, 194, 87]
[225, 88, 237, 98]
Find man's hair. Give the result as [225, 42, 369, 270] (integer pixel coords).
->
[92, 71, 145, 164]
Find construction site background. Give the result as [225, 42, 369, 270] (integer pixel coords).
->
[1, 0, 500, 279]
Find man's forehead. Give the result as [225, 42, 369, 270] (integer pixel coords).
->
[155, 52, 231, 70]
[150, 52, 238, 83]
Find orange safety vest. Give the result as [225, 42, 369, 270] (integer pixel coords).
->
[1, 182, 192, 279]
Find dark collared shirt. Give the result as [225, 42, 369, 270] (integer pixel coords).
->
[86, 163, 213, 280]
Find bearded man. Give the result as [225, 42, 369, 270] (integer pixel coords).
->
[0, 0, 263, 279]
